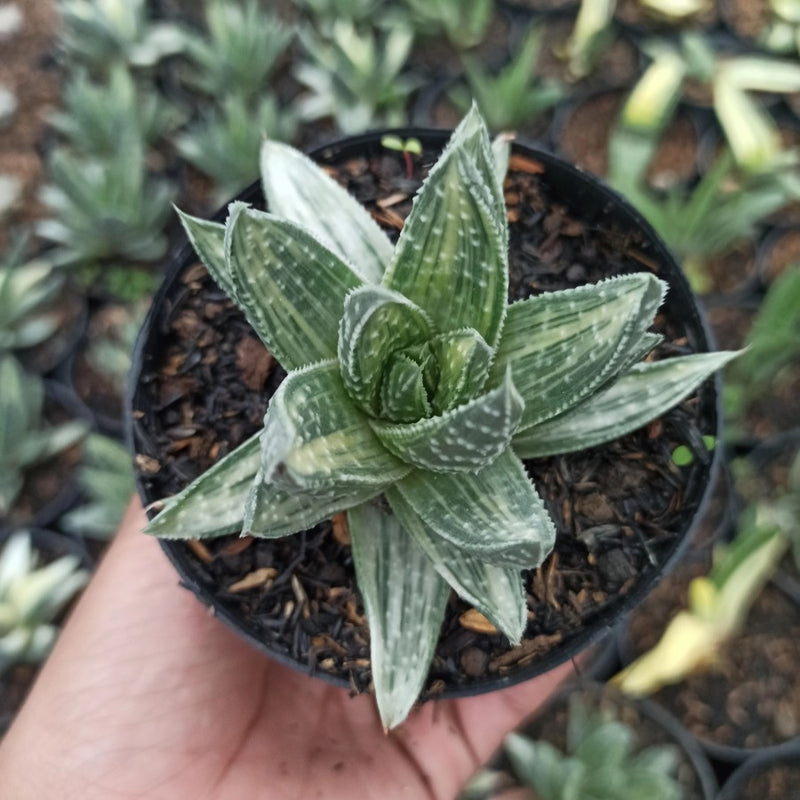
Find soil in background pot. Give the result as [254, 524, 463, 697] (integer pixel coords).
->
[130, 133, 718, 702]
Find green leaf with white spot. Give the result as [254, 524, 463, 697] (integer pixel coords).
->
[338, 285, 431, 418]
[379, 353, 431, 423]
[491, 274, 667, 431]
[261, 139, 392, 283]
[391, 449, 556, 568]
[513, 351, 739, 458]
[225, 202, 363, 370]
[145, 433, 262, 539]
[348, 500, 450, 730]
[175, 209, 236, 299]
[382, 113, 507, 348]
[427, 327, 492, 413]
[386, 488, 527, 643]
[261, 360, 411, 491]
[370, 369, 524, 472]
[243, 469, 383, 538]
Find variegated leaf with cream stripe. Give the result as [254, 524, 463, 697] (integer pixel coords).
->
[370, 368, 524, 472]
[338, 285, 431, 418]
[490, 274, 666, 432]
[261, 139, 391, 284]
[391, 449, 557, 568]
[382, 113, 508, 349]
[145, 432, 262, 539]
[175, 210, 235, 300]
[242, 469, 383, 538]
[513, 351, 737, 458]
[386, 488, 527, 643]
[261, 360, 411, 491]
[225, 202, 363, 370]
[426, 327, 492, 413]
[348, 500, 450, 730]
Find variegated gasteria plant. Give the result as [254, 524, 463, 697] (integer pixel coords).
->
[144, 106, 736, 729]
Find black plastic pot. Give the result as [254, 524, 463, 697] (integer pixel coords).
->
[128, 128, 722, 702]
[716, 741, 800, 800]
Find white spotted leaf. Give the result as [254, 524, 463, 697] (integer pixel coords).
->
[513, 351, 738, 458]
[391, 449, 556, 568]
[348, 500, 450, 730]
[386, 488, 527, 643]
[225, 202, 363, 370]
[261, 139, 392, 283]
[261, 360, 410, 491]
[370, 368, 523, 472]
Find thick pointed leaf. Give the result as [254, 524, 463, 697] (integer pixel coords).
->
[391, 449, 556, 568]
[490, 274, 666, 431]
[427, 327, 492, 413]
[261, 360, 410, 491]
[243, 469, 382, 538]
[347, 500, 450, 730]
[386, 488, 526, 643]
[145, 433, 262, 539]
[513, 351, 738, 458]
[225, 203, 363, 370]
[382, 111, 507, 347]
[379, 353, 430, 423]
[370, 369, 524, 472]
[337, 285, 431, 418]
[261, 139, 392, 283]
[175, 209, 236, 299]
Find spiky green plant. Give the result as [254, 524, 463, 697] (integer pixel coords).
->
[61, 434, 135, 539]
[0, 356, 89, 517]
[176, 93, 297, 199]
[294, 21, 419, 134]
[0, 531, 89, 676]
[144, 107, 735, 728]
[57, 0, 186, 71]
[37, 139, 172, 266]
[501, 695, 683, 800]
[615, 151, 800, 293]
[399, 0, 492, 50]
[0, 240, 64, 354]
[49, 64, 180, 156]
[180, 0, 293, 101]
[449, 24, 564, 132]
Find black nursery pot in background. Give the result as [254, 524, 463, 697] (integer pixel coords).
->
[127, 129, 721, 703]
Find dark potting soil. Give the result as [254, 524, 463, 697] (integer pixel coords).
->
[639, 583, 800, 751]
[132, 145, 713, 698]
[732, 761, 800, 800]
[722, 0, 770, 42]
[498, 684, 711, 800]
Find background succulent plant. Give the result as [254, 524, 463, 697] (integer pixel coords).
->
[143, 107, 735, 728]
[501, 694, 684, 800]
[0, 531, 89, 677]
[0, 356, 89, 517]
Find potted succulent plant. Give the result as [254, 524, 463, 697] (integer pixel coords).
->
[129, 107, 735, 729]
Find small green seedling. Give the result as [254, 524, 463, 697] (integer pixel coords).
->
[380, 135, 422, 178]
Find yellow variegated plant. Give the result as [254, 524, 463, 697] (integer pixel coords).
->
[144, 107, 736, 728]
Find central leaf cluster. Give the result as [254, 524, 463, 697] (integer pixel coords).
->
[337, 286, 494, 424]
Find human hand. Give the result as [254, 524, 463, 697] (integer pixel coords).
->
[0, 499, 575, 800]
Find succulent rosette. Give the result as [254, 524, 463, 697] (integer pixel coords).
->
[145, 107, 736, 727]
